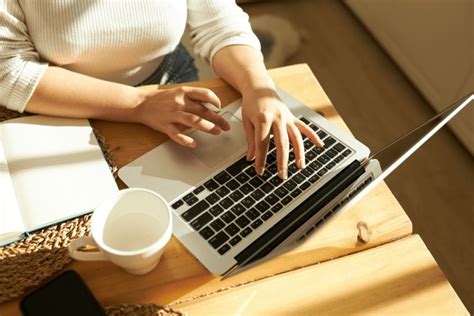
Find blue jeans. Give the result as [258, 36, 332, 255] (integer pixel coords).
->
[138, 44, 199, 85]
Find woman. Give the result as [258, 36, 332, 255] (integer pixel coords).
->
[0, 0, 323, 179]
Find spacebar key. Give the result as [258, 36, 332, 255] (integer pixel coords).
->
[226, 156, 252, 176]
[181, 200, 210, 222]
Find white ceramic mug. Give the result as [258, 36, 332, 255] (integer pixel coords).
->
[68, 188, 172, 275]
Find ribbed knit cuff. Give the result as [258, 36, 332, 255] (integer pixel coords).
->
[7, 61, 48, 113]
[209, 35, 262, 67]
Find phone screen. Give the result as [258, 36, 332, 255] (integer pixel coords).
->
[20, 270, 105, 316]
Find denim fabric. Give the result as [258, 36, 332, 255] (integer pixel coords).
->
[138, 43, 199, 85]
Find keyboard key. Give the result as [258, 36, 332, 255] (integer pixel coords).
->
[300, 117, 310, 124]
[209, 205, 224, 217]
[289, 151, 295, 161]
[240, 183, 254, 195]
[230, 191, 244, 202]
[210, 218, 225, 231]
[227, 157, 252, 176]
[216, 186, 230, 197]
[231, 204, 246, 216]
[255, 201, 270, 213]
[260, 170, 272, 180]
[326, 148, 338, 158]
[326, 161, 336, 169]
[301, 167, 314, 177]
[183, 193, 195, 202]
[199, 226, 214, 239]
[250, 189, 265, 201]
[290, 189, 302, 198]
[265, 193, 279, 206]
[281, 196, 292, 205]
[342, 149, 352, 157]
[317, 130, 327, 139]
[334, 143, 346, 152]
[224, 223, 240, 236]
[240, 227, 252, 237]
[214, 171, 231, 184]
[261, 182, 274, 193]
[190, 212, 213, 230]
[204, 179, 219, 191]
[220, 197, 234, 209]
[236, 215, 251, 228]
[309, 161, 322, 170]
[312, 147, 325, 155]
[309, 123, 319, 132]
[226, 179, 240, 190]
[288, 163, 299, 175]
[251, 219, 264, 229]
[309, 174, 320, 183]
[283, 179, 297, 191]
[317, 168, 328, 177]
[268, 164, 278, 174]
[241, 196, 256, 208]
[271, 203, 283, 213]
[236, 173, 250, 184]
[334, 155, 344, 163]
[184, 196, 198, 206]
[317, 155, 330, 164]
[275, 187, 289, 198]
[246, 208, 260, 220]
[261, 211, 273, 221]
[182, 200, 210, 222]
[267, 151, 277, 164]
[304, 139, 313, 149]
[300, 181, 311, 191]
[171, 200, 184, 209]
[245, 167, 257, 177]
[193, 186, 205, 195]
[209, 231, 229, 249]
[306, 151, 317, 161]
[229, 235, 242, 246]
[218, 244, 231, 255]
[205, 193, 219, 204]
[249, 177, 264, 188]
[221, 211, 236, 223]
[270, 176, 284, 186]
[324, 137, 336, 147]
[292, 174, 305, 184]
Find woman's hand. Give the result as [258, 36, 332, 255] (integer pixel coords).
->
[137, 86, 230, 148]
[241, 87, 324, 179]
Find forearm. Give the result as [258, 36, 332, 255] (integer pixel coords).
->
[25, 66, 146, 123]
[212, 45, 274, 95]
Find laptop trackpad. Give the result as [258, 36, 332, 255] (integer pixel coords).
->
[190, 111, 246, 168]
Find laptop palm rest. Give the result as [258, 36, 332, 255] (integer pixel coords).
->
[118, 111, 247, 203]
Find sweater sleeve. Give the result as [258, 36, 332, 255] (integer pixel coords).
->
[0, 1, 48, 112]
[186, 0, 261, 65]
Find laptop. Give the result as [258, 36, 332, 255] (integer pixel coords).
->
[118, 87, 473, 276]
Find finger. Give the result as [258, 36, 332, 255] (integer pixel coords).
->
[294, 119, 325, 147]
[183, 87, 221, 109]
[288, 123, 305, 169]
[272, 120, 290, 179]
[185, 100, 231, 131]
[177, 112, 222, 135]
[254, 118, 272, 175]
[243, 119, 255, 161]
[166, 124, 196, 148]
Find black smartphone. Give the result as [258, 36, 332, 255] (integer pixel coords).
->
[20, 270, 105, 316]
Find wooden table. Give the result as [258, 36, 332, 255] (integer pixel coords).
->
[0, 64, 466, 314]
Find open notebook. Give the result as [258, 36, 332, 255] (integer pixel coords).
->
[0, 115, 118, 246]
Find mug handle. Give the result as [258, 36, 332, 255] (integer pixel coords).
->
[68, 236, 108, 261]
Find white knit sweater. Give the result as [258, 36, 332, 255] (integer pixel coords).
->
[0, 0, 261, 112]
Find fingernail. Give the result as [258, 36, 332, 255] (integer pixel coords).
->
[246, 155, 254, 161]
[298, 159, 306, 169]
[279, 169, 288, 180]
[257, 167, 265, 176]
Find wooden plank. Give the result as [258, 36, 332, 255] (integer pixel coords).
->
[0, 64, 412, 315]
[174, 235, 468, 315]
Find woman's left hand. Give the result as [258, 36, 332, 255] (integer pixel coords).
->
[241, 87, 324, 180]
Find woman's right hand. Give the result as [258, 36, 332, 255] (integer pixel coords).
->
[137, 86, 230, 148]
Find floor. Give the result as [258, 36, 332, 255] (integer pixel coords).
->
[194, 0, 474, 311]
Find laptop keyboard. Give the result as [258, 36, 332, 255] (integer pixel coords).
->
[172, 117, 353, 256]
